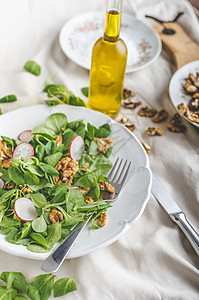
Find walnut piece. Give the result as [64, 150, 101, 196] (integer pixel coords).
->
[94, 137, 114, 154]
[54, 157, 79, 185]
[98, 212, 107, 227]
[122, 98, 142, 109]
[0, 140, 12, 169]
[123, 88, 135, 99]
[177, 103, 190, 117]
[69, 186, 90, 196]
[98, 181, 115, 194]
[49, 208, 64, 224]
[124, 122, 136, 132]
[146, 127, 164, 136]
[168, 114, 186, 133]
[183, 72, 199, 94]
[152, 109, 168, 123]
[19, 185, 33, 194]
[85, 197, 94, 204]
[188, 98, 199, 111]
[141, 141, 151, 154]
[5, 182, 15, 190]
[188, 111, 199, 124]
[83, 163, 90, 170]
[55, 136, 63, 147]
[138, 106, 157, 118]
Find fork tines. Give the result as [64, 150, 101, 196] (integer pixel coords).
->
[109, 157, 131, 187]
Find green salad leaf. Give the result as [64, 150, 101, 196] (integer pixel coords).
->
[53, 278, 77, 297]
[0, 94, 17, 103]
[81, 87, 89, 97]
[24, 60, 41, 76]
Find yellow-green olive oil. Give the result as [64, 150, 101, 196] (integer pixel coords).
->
[88, 9, 127, 118]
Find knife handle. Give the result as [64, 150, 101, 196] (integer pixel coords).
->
[170, 212, 199, 256]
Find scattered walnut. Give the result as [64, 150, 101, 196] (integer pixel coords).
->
[138, 106, 157, 118]
[54, 157, 79, 185]
[124, 122, 136, 132]
[99, 181, 115, 194]
[94, 137, 114, 154]
[177, 103, 190, 117]
[188, 111, 199, 124]
[98, 212, 107, 227]
[55, 136, 63, 147]
[119, 116, 128, 124]
[146, 127, 164, 136]
[49, 208, 64, 224]
[122, 98, 142, 109]
[123, 88, 135, 99]
[168, 114, 186, 133]
[85, 197, 94, 204]
[152, 109, 168, 123]
[141, 141, 151, 154]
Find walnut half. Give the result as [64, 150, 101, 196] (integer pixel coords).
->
[98, 212, 107, 227]
[146, 127, 164, 136]
[49, 209, 64, 224]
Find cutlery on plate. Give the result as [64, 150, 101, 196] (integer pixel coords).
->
[41, 157, 131, 272]
[151, 172, 199, 256]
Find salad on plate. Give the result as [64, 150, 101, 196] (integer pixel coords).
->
[0, 113, 115, 253]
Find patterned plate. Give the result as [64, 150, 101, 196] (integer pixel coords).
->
[59, 12, 161, 73]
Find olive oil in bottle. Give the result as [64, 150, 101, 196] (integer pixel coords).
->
[88, 0, 127, 118]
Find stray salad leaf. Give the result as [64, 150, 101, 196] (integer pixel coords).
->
[24, 60, 41, 76]
[0, 271, 76, 299]
[0, 94, 17, 103]
[81, 87, 89, 97]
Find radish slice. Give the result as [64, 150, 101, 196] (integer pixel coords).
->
[0, 178, 5, 189]
[69, 135, 84, 160]
[13, 142, 34, 160]
[14, 197, 38, 222]
[18, 130, 33, 142]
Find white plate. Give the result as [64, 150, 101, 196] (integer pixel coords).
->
[0, 105, 151, 260]
[169, 60, 199, 128]
[59, 11, 161, 73]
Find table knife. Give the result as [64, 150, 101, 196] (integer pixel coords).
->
[151, 172, 199, 256]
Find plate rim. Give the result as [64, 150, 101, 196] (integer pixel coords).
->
[169, 60, 199, 128]
[0, 104, 151, 260]
[59, 11, 162, 74]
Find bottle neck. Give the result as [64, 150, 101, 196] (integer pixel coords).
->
[103, 0, 123, 42]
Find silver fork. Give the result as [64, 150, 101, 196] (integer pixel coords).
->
[107, 157, 131, 200]
[41, 157, 131, 272]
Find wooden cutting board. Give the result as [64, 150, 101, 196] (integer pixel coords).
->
[154, 22, 199, 69]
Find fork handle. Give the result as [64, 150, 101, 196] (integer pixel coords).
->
[41, 215, 93, 272]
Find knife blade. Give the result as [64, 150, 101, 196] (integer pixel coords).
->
[151, 172, 199, 256]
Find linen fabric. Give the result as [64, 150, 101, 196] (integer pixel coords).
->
[0, 0, 198, 299]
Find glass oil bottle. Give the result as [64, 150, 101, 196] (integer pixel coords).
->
[88, 0, 127, 118]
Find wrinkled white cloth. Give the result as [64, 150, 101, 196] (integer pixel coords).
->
[0, 0, 199, 299]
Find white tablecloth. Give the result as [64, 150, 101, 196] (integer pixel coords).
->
[0, 0, 199, 299]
